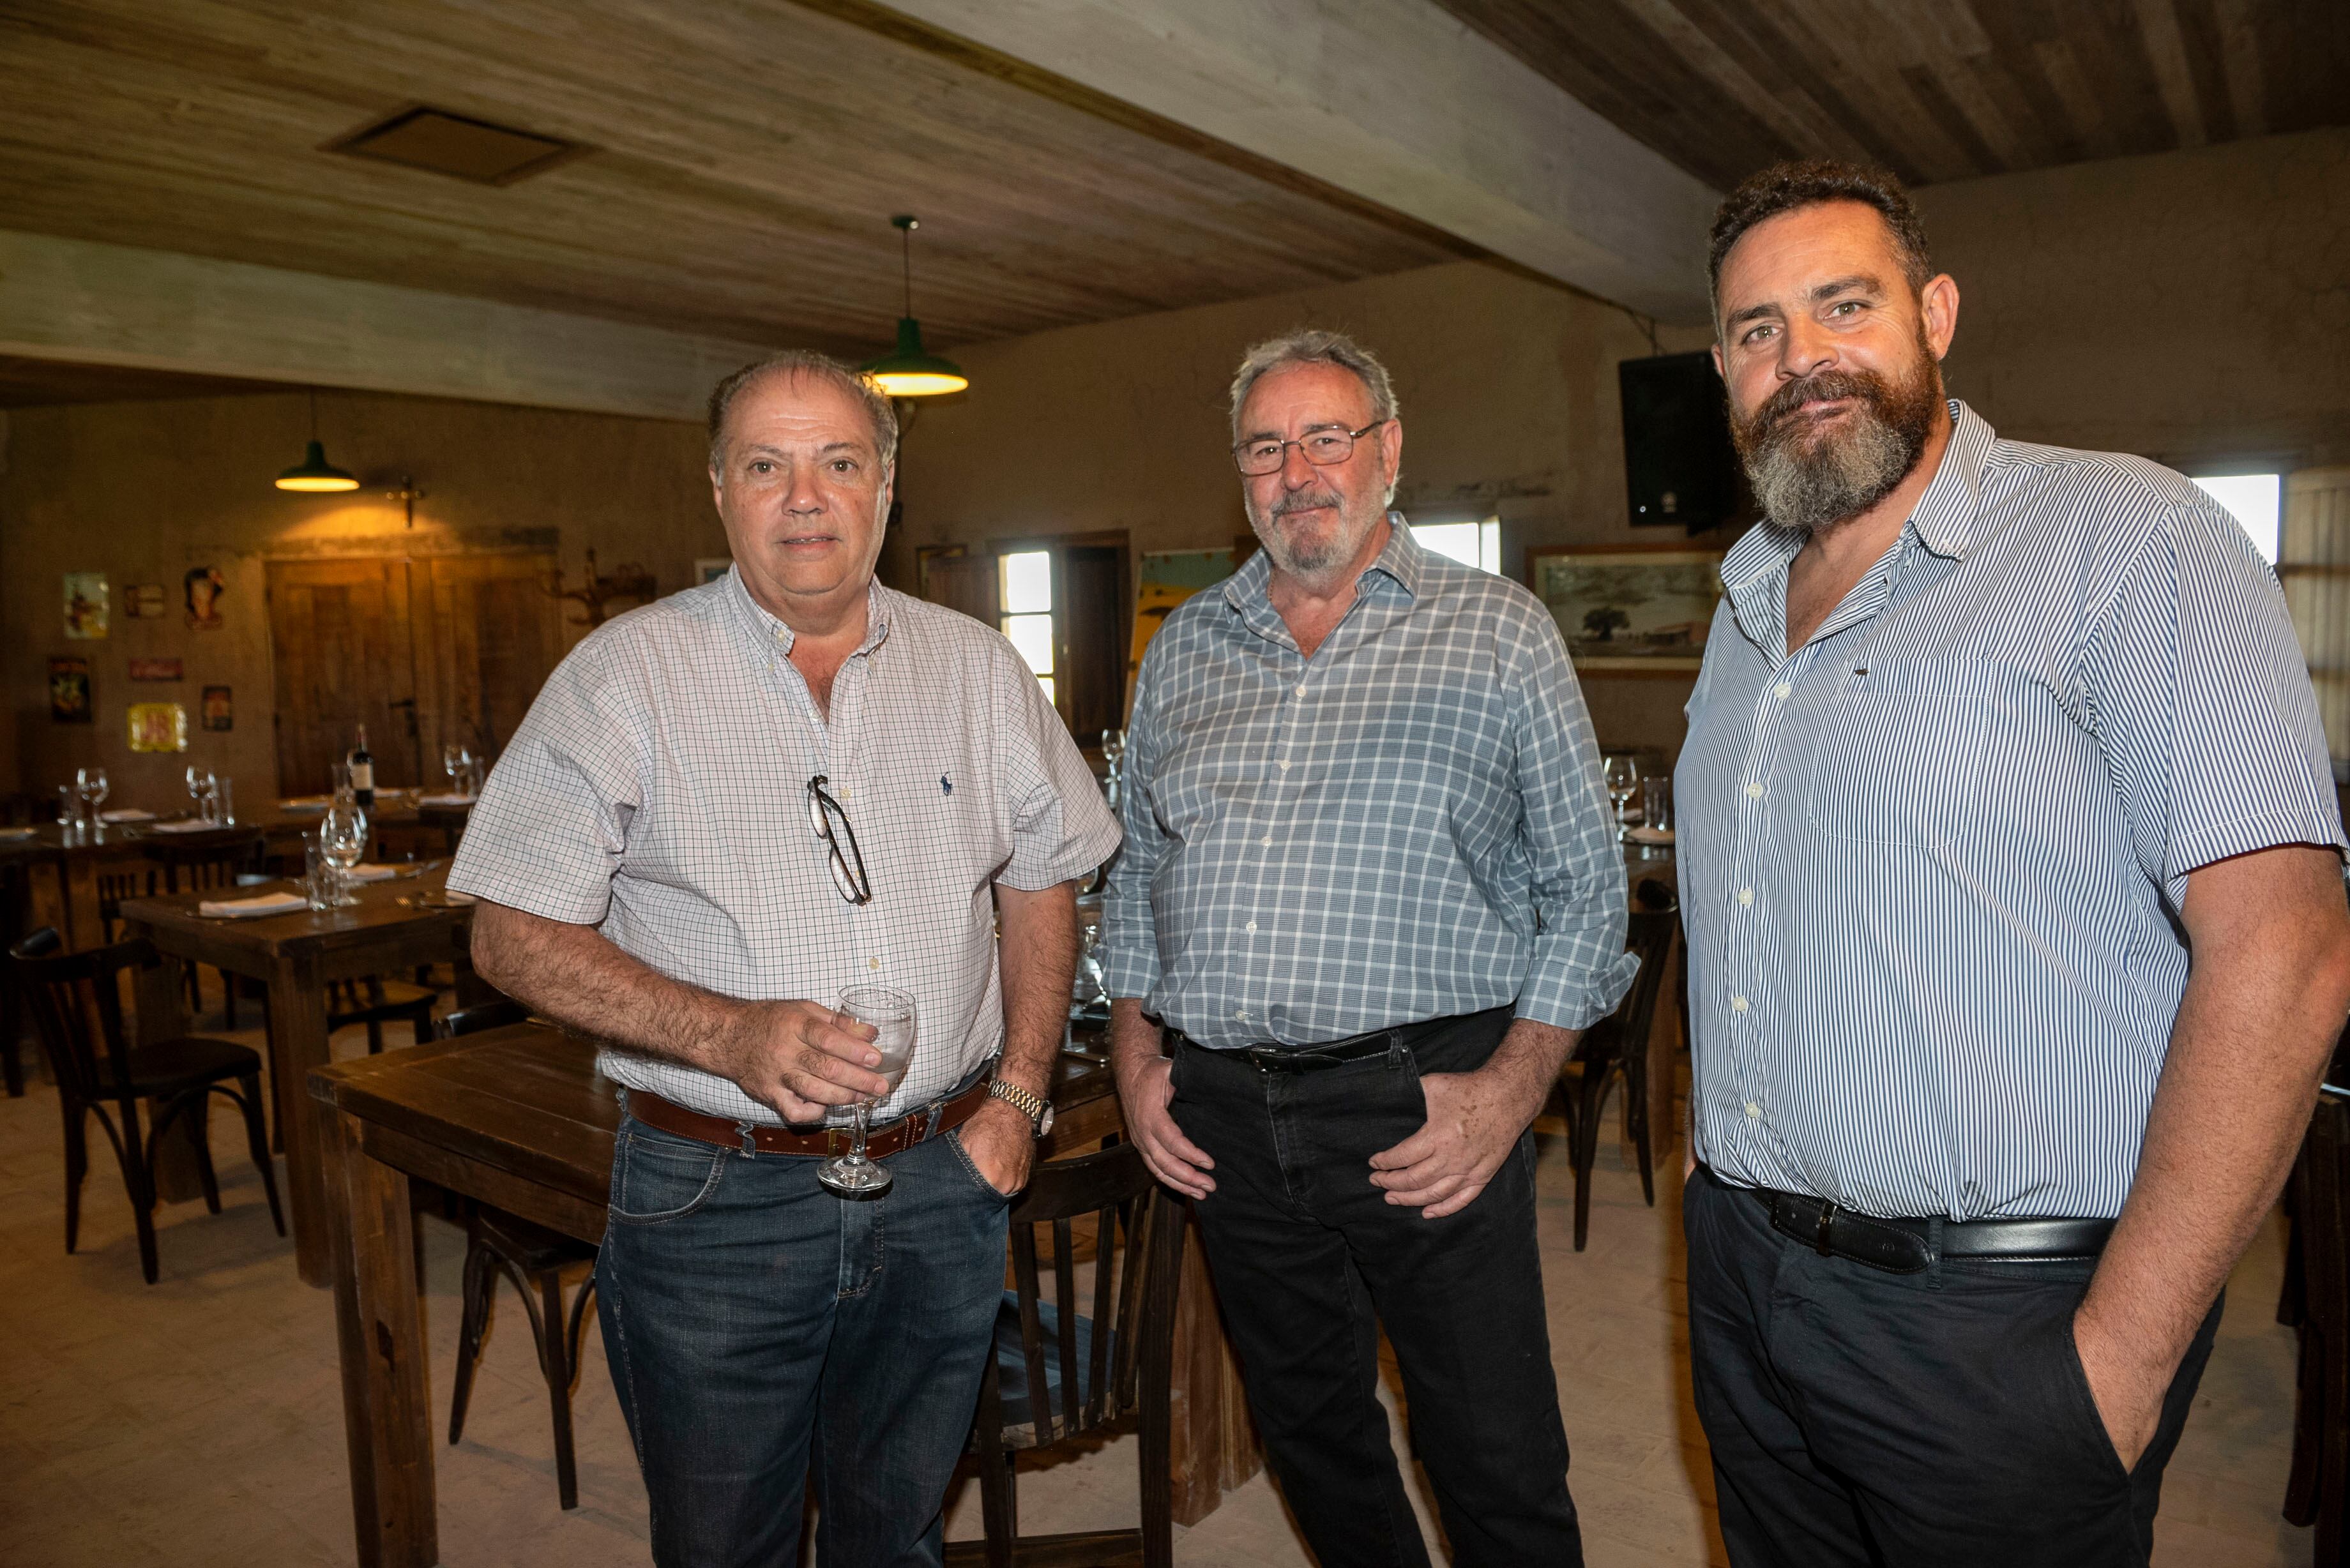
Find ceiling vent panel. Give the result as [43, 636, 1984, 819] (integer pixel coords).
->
[325, 107, 584, 186]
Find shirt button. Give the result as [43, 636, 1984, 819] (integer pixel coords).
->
[1234, 1010, 1249, 1022]
[1738, 888, 1754, 907]
[1244, 921, 1257, 933]
[1745, 781, 1764, 799]
[1773, 682, 1791, 699]
[1261, 834, 1273, 847]
[1731, 995, 1749, 1014]
[1745, 1101, 1762, 1119]
[867, 956, 880, 970]
[1277, 760, 1291, 771]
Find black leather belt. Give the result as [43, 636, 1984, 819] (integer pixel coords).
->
[1713, 1168, 2114, 1274]
[1171, 1012, 1474, 1074]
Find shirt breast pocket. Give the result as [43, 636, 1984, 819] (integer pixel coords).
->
[1805, 669, 1994, 847]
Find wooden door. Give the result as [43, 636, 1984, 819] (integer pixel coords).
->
[409, 554, 563, 771]
[916, 545, 998, 625]
[1061, 544, 1126, 741]
[266, 560, 418, 796]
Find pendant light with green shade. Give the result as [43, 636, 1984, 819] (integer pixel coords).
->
[861, 216, 968, 398]
[275, 388, 360, 492]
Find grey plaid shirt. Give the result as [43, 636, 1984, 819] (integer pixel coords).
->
[1103, 522, 1635, 1049]
[450, 569, 1121, 1125]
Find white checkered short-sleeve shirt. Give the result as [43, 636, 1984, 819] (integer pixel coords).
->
[449, 569, 1122, 1126]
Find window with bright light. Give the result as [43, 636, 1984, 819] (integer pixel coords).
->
[1411, 518, 1501, 574]
[2192, 473, 2281, 564]
[998, 550, 1056, 706]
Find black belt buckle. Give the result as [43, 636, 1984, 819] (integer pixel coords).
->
[1812, 1199, 1837, 1257]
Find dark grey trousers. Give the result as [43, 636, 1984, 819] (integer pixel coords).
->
[1685, 1165, 2221, 1567]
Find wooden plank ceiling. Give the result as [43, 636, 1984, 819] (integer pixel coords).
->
[0, 353, 289, 407]
[0, 0, 1464, 360]
[1432, 0, 2350, 190]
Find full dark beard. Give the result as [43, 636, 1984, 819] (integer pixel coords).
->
[1728, 345, 1943, 535]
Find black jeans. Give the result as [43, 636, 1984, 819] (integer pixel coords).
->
[1684, 1166, 2222, 1567]
[1170, 1007, 1582, 1567]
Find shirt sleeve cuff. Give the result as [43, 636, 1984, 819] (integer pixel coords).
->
[2164, 804, 2350, 903]
[999, 815, 1125, 892]
[446, 860, 612, 927]
[1513, 948, 1642, 1032]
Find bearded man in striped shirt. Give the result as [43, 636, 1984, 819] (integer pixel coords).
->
[1678, 159, 2350, 1566]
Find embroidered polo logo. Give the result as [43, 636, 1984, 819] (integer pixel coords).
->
[941, 774, 953, 795]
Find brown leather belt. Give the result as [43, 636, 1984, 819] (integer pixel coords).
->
[628, 1076, 991, 1160]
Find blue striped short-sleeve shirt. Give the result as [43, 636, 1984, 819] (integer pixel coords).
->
[1679, 402, 2344, 1221]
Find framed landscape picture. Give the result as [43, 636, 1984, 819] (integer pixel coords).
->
[1528, 545, 1725, 674]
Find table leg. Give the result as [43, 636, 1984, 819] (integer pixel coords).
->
[1166, 1210, 1262, 1525]
[268, 950, 336, 1286]
[132, 948, 206, 1203]
[1645, 934, 1690, 1166]
[321, 1101, 437, 1568]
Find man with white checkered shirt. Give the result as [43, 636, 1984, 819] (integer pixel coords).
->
[451, 351, 1119, 1568]
[1103, 329, 1636, 1567]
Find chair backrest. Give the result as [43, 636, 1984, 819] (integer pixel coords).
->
[1607, 891, 1681, 1053]
[986, 1139, 1185, 1449]
[9, 928, 153, 1104]
[418, 804, 470, 856]
[142, 829, 268, 894]
[438, 997, 529, 1039]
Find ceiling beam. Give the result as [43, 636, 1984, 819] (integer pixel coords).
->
[0, 229, 771, 422]
[844, 0, 1722, 321]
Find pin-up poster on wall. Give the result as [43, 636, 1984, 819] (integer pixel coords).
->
[49, 657, 92, 723]
[63, 573, 108, 638]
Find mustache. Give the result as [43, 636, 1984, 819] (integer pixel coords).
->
[1745, 368, 1893, 441]
[1271, 488, 1345, 517]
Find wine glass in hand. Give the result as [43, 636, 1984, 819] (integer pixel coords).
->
[819, 986, 916, 1197]
[318, 801, 369, 908]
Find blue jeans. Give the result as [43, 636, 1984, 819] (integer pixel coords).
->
[596, 1094, 1013, 1567]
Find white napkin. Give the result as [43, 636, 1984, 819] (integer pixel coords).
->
[151, 818, 222, 834]
[347, 863, 401, 882]
[280, 796, 329, 811]
[100, 808, 156, 822]
[1626, 825, 1676, 845]
[199, 890, 309, 919]
[417, 792, 476, 806]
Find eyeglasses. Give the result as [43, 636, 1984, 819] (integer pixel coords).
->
[1232, 419, 1390, 478]
[805, 776, 872, 905]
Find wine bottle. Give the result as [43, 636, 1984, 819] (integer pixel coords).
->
[349, 724, 375, 810]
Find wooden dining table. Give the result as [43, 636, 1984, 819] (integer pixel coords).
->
[119, 866, 475, 1286]
[312, 1026, 1260, 1568]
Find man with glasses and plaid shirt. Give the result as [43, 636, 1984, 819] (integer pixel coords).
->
[451, 351, 1118, 1567]
[1103, 329, 1635, 1567]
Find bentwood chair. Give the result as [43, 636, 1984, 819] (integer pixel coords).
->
[1561, 883, 1682, 1251]
[1, 861, 31, 1096]
[142, 829, 266, 1026]
[2282, 1023, 2350, 1557]
[10, 927, 283, 1283]
[437, 997, 601, 1509]
[948, 1140, 1188, 1568]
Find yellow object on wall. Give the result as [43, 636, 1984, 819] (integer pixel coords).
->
[126, 702, 188, 753]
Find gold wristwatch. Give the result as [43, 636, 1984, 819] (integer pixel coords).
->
[987, 1078, 1054, 1136]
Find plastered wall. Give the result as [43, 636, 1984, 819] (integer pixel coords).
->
[0, 390, 724, 807]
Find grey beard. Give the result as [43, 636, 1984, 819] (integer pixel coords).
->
[1747, 405, 1920, 536]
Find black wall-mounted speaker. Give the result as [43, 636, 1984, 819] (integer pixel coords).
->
[1619, 352, 1750, 534]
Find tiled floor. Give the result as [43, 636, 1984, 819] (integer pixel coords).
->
[0, 1017, 2312, 1565]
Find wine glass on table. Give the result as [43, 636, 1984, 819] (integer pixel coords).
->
[318, 798, 369, 908]
[186, 765, 217, 824]
[76, 766, 110, 834]
[1602, 755, 1639, 843]
[441, 741, 477, 799]
[818, 986, 917, 1197]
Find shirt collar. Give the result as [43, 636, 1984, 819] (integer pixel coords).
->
[1718, 399, 1993, 645]
[1222, 510, 1422, 619]
[726, 564, 890, 658]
